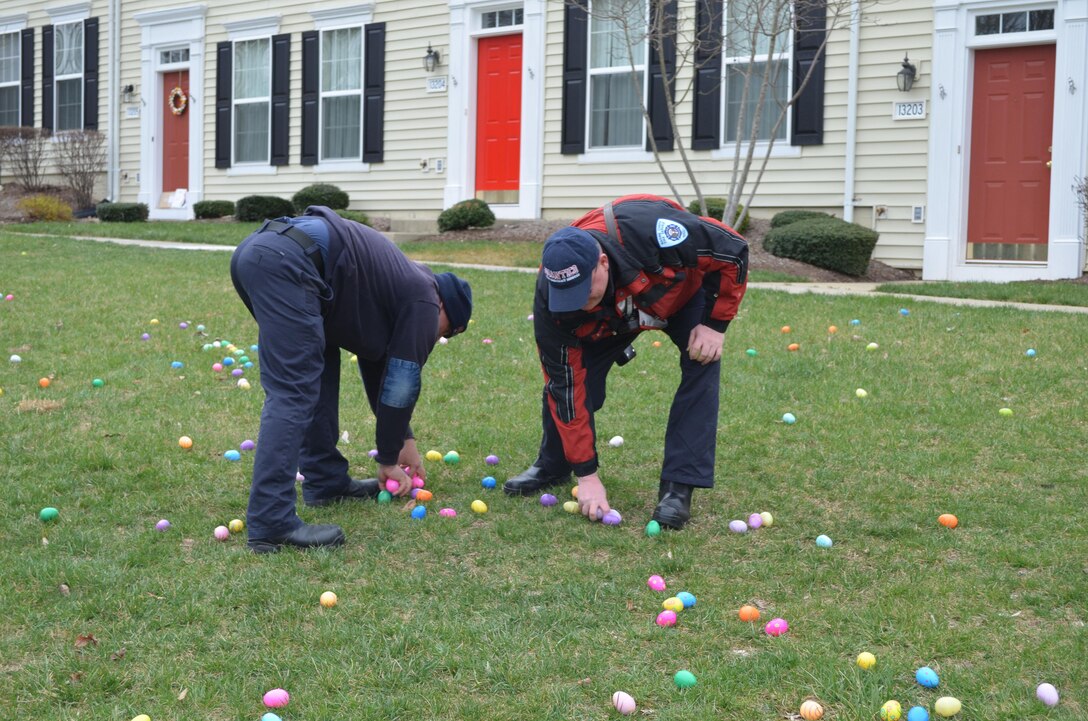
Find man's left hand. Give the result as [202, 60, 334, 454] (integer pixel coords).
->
[687, 324, 724, 365]
[398, 438, 425, 482]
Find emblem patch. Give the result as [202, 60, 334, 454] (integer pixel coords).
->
[544, 264, 581, 284]
[655, 219, 688, 248]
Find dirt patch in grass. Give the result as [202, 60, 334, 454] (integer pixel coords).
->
[17, 398, 65, 413]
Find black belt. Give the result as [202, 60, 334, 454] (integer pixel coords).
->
[261, 219, 326, 278]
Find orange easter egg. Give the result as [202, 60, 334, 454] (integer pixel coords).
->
[828, 325, 838, 334]
[781, 326, 791, 333]
[787, 343, 800, 352]
[415, 489, 433, 502]
[938, 513, 958, 528]
[738, 605, 760, 622]
[800, 700, 825, 720]
[38, 377, 51, 388]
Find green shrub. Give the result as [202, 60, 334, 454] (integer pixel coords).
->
[17, 194, 73, 222]
[438, 199, 496, 232]
[193, 200, 235, 219]
[686, 197, 750, 236]
[763, 217, 878, 277]
[236, 195, 294, 223]
[96, 202, 149, 222]
[335, 209, 370, 226]
[770, 209, 833, 228]
[292, 183, 349, 214]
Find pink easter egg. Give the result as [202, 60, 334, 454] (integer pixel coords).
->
[647, 574, 667, 591]
[656, 610, 677, 627]
[385, 479, 400, 494]
[765, 617, 789, 636]
[439, 508, 457, 517]
[213, 525, 230, 541]
[412, 475, 425, 489]
[612, 691, 637, 715]
[482, 338, 493, 344]
[296, 472, 305, 482]
[747, 513, 763, 529]
[263, 688, 290, 708]
[212, 363, 223, 372]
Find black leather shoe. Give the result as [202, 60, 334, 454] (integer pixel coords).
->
[304, 478, 380, 507]
[248, 523, 346, 554]
[503, 465, 573, 496]
[652, 482, 694, 530]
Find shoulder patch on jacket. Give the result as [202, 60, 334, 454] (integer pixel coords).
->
[655, 219, 688, 248]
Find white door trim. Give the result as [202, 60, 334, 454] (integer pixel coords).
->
[924, 0, 1088, 280]
[445, 0, 544, 219]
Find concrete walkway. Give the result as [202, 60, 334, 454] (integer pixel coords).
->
[13, 231, 1088, 315]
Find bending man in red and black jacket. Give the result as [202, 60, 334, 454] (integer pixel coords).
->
[503, 194, 748, 530]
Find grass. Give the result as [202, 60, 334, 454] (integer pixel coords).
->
[877, 281, 1088, 307]
[2, 233, 1087, 719]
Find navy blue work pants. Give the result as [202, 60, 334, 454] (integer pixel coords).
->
[230, 230, 353, 540]
[534, 292, 721, 488]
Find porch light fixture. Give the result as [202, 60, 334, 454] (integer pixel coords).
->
[423, 43, 440, 73]
[897, 54, 917, 92]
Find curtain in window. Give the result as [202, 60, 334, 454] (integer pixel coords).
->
[590, 0, 646, 68]
[55, 22, 83, 76]
[725, 60, 787, 141]
[322, 28, 361, 92]
[0, 31, 17, 125]
[321, 27, 362, 160]
[234, 39, 270, 99]
[590, 71, 641, 146]
[726, 0, 789, 57]
[234, 39, 270, 163]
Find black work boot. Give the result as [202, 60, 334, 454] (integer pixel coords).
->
[248, 523, 346, 554]
[305, 478, 381, 507]
[503, 465, 573, 496]
[652, 482, 695, 530]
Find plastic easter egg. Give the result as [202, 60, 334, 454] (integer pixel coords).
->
[237, 379, 251, 390]
[800, 700, 824, 720]
[262, 714, 282, 721]
[765, 618, 789, 636]
[676, 591, 696, 608]
[899, 308, 910, 316]
[222, 357, 234, 366]
[647, 575, 667, 591]
[856, 388, 868, 398]
[485, 454, 499, 465]
[938, 513, 958, 529]
[212, 363, 223, 372]
[759, 511, 774, 526]
[149, 318, 159, 325]
[250, 344, 258, 352]
[999, 407, 1013, 416]
[612, 690, 637, 715]
[851, 319, 861, 326]
[781, 326, 791, 333]
[866, 342, 879, 351]
[655, 610, 677, 627]
[438, 337, 448, 345]
[788, 343, 800, 352]
[443, 451, 460, 464]
[296, 472, 305, 482]
[439, 507, 457, 517]
[39, 507, 59, 522]
[155, 519, 171, 532]
[224, 450, 241, 462]
[816, 534, 833, 548]
[562, 500, 579, 513]
[228, 519, 245, 533]
[178, 436, 194, 449]
[131, 715, 151, 721]
[9, 354, 21, 363]
[608, 435, 624, 447]
[231, 368, 244, 377]
[38, 377, 50, 388]
[481, 476, 497, 489]
[178, 321, 189, 329]
[141, 333, 151, 341]
[746, 348, 758, 357]
[410, 506, 427, 520]
[425, 450, 442, 462]
[1025, 348, 1037, 357]
[202, 344, 213, 352]
[738, 605, 760, 622]
[828, 325, 838, 334]
[195, 324, 206, 332]
[673, 669, 697, 688]
[906, 706, 929, 721]
[213, 525, 230, 541]
[933, 697, 960, 717]
[212, 341, 222, 348]
[652, 340, 662, 348]
[415, 489, 433, 502]
[881, 700, 902, 721]
[662, 597, 684, 612]
[856, 651, 876, 669]
[601, 509, 622, 525]
[915, 666, 939, 688]
[1036, 683, 1059, 707]
[747, 513, 763, 529]
[92, 378, 104, 387]
[367, 449, 379, 458]
[571, 486, 579, 498]
[171, 361, 184, 369]
[645, 520, 661, 536]
[320, 591, 338, 608]
[385, 479, 400, 494]
[540, 493, 558, 507]
[240, 440, 256, 451]
[263, 688, 290, 708]
[729, 519, 748, 533]
[471, 499, 487, 514]
[782, 412, 796, 424]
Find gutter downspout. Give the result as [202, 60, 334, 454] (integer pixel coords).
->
[843, 0, 860, 222]
[107, 0, 120, 202]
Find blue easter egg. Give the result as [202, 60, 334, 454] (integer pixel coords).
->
[676, 591, 696, 608]
[915, 666, 939, 688]
[481, 476, 497, 489]
[262, 714, 283, 721]
[250, 344, 259, 352]
[244, 361, 254, 369]
[906, 707, 929, 721]
[816, 534, 833, 548]
[1025, 348, 1036, 357]
[171, 361, 184, 369]
[899, 308, 910, 316]
[782, 413, 796, 425]
[411, 506, 427, 520]
[850, 319, 860, 326]
[196, 324, 206, 332]
[224, 450, 241, 461]
[222, 357, 234, 366]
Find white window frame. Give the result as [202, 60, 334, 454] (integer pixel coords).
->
[231, 36, 272, 167]
[721, 0, 792, 146]
[0, 29, 21, 126]
[585, 0, 648, 152]
[54, 19, 84, 132]
[318, 25, 364, 164]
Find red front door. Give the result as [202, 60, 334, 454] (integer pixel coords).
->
[966, 45, 1054, 262]
[475, 34, 522, 205]
[162, 71, 189, 193]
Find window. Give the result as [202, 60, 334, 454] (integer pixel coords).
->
[160, 48, 190, 65]
[975, 9, 1054, 36]
[723, 0, 790, 142]
[587, 0, 646, 148]
[55, 21, 84, 131]
[320, 27, 363, 161]
[233, 38, 271, 164]
[482, 8, 523, 29]
[0, 31, 19, 126]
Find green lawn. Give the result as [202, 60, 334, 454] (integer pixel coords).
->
[3, 232, 1084, 719]
[876, 280, 1088, 307]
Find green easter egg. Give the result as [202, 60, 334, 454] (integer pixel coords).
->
[377, 490, 392, 503]
[92, 378, 104, 387]
[646, 520, 661, 537]
[443, 451, 460, 464]
[39, 507, 59, 522]
[673, 670, 697, 689]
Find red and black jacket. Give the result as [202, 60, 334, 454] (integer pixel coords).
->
[533, 194, 749, 476]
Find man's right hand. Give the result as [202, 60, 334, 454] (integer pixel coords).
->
[378, 464, 412, 497]
[577, 473, 611, 521]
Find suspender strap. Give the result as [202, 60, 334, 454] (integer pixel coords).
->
[261, 219, 325, 278]
[603, 202, 620, 244]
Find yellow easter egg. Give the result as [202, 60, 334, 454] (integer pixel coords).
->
[562, 500, 579, 514]
[934, 697, 961, 717]
[662, 597, 684, 612]
[320, 591, 338, 608]
[228, 519, 245, 533]
[425, 450, 443, 462]
[132, 715, 151, 721]
[759, 511, 773, 527]
[471, 500, 487, 514]
[880, 700, 902, 721]
[856, 651, 876, 669]
[800, 700, 824, 720]
[149, 318, 159, 325]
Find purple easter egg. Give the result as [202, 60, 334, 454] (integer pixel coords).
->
[240, 439, 256, 451]
[747, 513, 763, 529]
[485, 454, 500, 465]
[729, 519, 748, 533]
[179, 322, 189, 329]
[602, 510, 623, 526]
[231, 368, 244, 377]
[540, 493, 558, 507]
[155, 519, 171, 532]
[141, 333, 151, 340]
[368, 449, 379, 458]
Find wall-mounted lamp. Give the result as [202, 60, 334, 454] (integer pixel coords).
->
[423, 43, 440, 73]
[122, 83, 135, 103]
[897, 54, 917, 92]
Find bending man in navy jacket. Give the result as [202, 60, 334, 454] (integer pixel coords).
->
[231, 206, 472, 553]
[504, 195, 747, 530]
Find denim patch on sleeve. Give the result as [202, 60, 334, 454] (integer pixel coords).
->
[380, 358, 422, 408]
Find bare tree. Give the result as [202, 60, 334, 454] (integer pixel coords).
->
[0, 127, 50, 193]
[1074, 176, 1088, 244]
[53, 130, 107, 209]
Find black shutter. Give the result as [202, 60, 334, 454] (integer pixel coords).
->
[691, 0, 722, 150]
[791, 0, 826, 146]
[215, 41, 231, 169]
[645, 0, 677, 152]
[300, 30, 319, 165]
[83, 17, 99, 130]
[362, 22, 384, 163]
[20, 29, 33, 127]
[560, 3, 588, 154]
[270, 33, 290, 166]
[42, 25, 53, 133]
